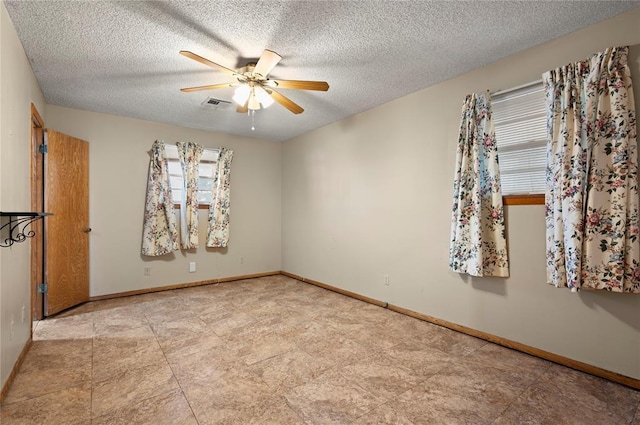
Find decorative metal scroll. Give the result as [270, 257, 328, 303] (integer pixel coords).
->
[0, 212, 52, 247]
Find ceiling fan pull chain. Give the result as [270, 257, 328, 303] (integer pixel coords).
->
[251, 110, 256, 131]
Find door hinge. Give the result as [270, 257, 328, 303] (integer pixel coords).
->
[37, 283, 48, 294]
[38, 144, 48, 154]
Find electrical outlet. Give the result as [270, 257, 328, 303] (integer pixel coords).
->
[384, 275, 390, 286]
[144, 267, 151, 277]
[21, 305, 26, 323]
[240, 256, 244, 264]
[189, 262, 196, 273]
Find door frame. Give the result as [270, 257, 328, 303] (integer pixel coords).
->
[30, 104, 44, 322]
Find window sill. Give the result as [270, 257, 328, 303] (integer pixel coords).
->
[503, 194, 544, 205]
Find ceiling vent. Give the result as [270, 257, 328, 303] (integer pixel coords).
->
[201, 97, 232, 110]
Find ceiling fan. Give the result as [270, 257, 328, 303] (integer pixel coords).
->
[179, 50, 329, 115]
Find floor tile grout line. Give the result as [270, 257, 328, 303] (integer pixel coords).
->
[631, 399, 640, 425]
[90, 330, 94, 425]
[279, 394, 309, 424]
[90, 307, 188, 420]
[488, 361, 554, 424]
[149, 309, 202, 425]
[91, 340, 165, 383]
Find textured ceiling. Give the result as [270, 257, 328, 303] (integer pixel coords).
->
[5, 1, 640, 142]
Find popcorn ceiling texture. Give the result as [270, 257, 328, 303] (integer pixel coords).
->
[4, 1, 639, 141]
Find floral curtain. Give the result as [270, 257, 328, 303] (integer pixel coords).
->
[207, 147, 234, 248]
[544, 46, 639, 293]
[450, 93, 509, 277]
[142, 140, 179, 256]
[177, 141, 204, 249]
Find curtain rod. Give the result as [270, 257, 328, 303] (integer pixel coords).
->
[489, 79, 543, 97]
[165, 143, 219, 152]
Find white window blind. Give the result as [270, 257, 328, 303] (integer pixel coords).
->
[492, 82, 546, 196]
[165, 145, 219, 205]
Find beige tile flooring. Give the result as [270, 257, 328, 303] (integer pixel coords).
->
[2, 275, 640, 424]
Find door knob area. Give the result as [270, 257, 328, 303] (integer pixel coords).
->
[82, 227, 92, 233]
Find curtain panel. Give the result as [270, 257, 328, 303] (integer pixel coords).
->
[450, 93, 509, 277]
[177, 141, 204, 249]
[207, 147, 234, 248]
[141, 140, 179, 256]
[544, 46, 640, 293]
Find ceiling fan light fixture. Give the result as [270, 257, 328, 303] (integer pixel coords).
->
[255, 86, 274, 108]
[232, 84, 250, 105]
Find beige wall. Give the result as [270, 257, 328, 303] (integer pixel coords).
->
[45, 106, 282, 297]
[0, 3, 46, 389]
[282, 8, 640, 379]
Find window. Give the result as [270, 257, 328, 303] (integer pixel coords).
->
[492, 82, 546, 202]
[165, 144, 219, 207]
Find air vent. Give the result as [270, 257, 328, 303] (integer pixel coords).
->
[201, 97, 232, 110]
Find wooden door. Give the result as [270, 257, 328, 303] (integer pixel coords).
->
[44, 130, 90, 316]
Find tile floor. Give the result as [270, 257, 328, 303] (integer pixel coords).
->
[1, 275, 639, 424]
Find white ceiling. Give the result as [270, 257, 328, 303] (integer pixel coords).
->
[5, 1, 640, 142]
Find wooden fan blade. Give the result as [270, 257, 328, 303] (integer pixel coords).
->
[254, 50, 281, 78]
[180, 83, 234, 92]
[268, 89, 304, 114]
[180, 50, 238, 76]
[236, 99, 249, 114]
[272, 80, 329, 91]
